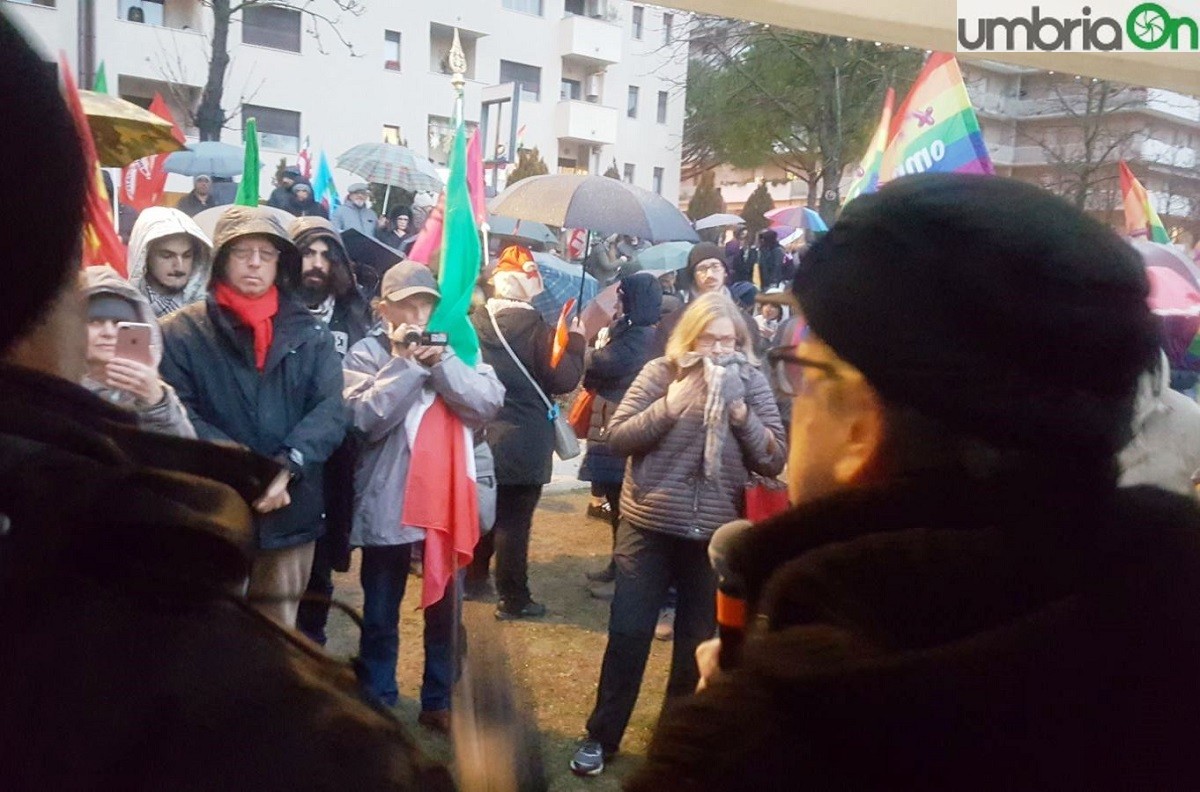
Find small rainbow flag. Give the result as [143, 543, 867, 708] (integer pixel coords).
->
[1120, 160, 1171, 244]
[843, 87, 894, 206]
[881, 52, 993, 183]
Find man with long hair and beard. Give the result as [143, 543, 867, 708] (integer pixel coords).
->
[289, 217, 372, 647]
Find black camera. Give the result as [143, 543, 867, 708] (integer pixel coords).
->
[402, 330, 448, 347]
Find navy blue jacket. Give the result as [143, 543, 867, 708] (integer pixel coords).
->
[580, 273, 662, 485]
[160, 294, 347, 550]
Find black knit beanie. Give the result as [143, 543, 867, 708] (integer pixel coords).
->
[794, 173, 1157, 461]
[687, 242, 727, 278]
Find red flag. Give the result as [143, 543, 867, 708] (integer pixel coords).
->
[401, 397, 479, 608]
[120, 93, 183, 212]
[466, 129, 487, 226]
[297, 136, 313, 180]
[60, 54, 127, 275]
[552, 297, 575, 368]
[407, 194, 446, 266]
[566, 228, 587, 260]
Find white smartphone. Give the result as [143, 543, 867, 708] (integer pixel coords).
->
[115, 322, 153, 366]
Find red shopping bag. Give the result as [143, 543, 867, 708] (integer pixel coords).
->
[744, 476, 791, 522]
[567, 389, 596, 439]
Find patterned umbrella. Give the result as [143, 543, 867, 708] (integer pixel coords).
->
[337, 142, 444, 192]
[531, 252, 599, 325]
[80, 90, 185, 167]
[766, 205, 829, 232]
[489, 174, 699, 243]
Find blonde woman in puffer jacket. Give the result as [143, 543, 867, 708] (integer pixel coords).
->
[570, 291, 786, 777]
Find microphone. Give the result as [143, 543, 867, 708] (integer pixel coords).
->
[709, 519, 754, 670]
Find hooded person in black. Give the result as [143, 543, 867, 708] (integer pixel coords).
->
[268, 167, 302, 211]
[288, 216, 372, 646]
[578, 272, 664, 581]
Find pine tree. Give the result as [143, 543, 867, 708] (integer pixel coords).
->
[742, 181, 775, 238]
[506, 147, 549, 186]
[687, 171, 726, 220]
[603, 159, 621, 179]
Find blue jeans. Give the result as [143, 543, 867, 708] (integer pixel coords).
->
[359, 543, 462, 711]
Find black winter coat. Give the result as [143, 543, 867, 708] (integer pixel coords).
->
[472, 304, 585, 485]
[0, 365, 452, 791]
[580, 273, 662, 485]
[629, 473, 1200, 791]
[160, 294, 348, 550]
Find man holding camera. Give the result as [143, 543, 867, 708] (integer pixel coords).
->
[343, 261, 504, 727]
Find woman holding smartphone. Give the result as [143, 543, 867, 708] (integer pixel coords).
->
[80, 265, 195, 438]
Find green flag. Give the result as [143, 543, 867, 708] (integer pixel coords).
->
[428, 122, 481, 367]
[93, 62, 107, 93]
[235, 118, 260, 207]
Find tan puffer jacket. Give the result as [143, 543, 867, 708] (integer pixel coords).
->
[609, 355, 786, 540]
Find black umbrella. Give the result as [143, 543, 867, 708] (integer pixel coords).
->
[342, 228, 403, 295]
[487, 175, 699, 243]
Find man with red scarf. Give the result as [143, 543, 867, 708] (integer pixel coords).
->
[160, 205, 347, 628]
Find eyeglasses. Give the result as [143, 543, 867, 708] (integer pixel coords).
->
[695, 332, 737, 352]
[229, 246, 280, 264]
[767, 346, 841, 397]
[694, 262, 725, 275]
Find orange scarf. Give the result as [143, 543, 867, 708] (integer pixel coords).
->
[214, 281, 279, 371]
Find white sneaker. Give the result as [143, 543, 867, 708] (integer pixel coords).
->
[654, 606, 675, 641]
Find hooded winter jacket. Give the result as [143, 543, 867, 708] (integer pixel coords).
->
[160, 206, 347, 550]
[81, 265, 195, 439]
[289, 216, 373, 357]
[580, 272, 663, 485]
[127, 206, 213, 318]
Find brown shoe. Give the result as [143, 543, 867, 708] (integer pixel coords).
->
[418, 708, 452, 734]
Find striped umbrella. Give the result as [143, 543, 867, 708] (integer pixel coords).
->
[336, 142, 444, 192]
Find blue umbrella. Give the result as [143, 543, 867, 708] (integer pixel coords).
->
[633, 241, 692, 273]
[531, 252, 599, 325]
[163, 141, 247, 178]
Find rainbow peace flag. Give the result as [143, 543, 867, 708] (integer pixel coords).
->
[843, 87, 894, 206]
[1120, 160, 1171, 244]
[880, 52, 993, 182]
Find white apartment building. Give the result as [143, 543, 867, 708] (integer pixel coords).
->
[5, 0, 688, 203]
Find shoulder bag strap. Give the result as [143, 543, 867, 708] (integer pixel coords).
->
[487, 307, 557, 421]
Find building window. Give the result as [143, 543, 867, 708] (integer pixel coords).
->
[500, 60, 541, 102]
[627, 86, 639, 119]
[430, 24, 477, 79]
[427, 115, 478, 166]
[560, 79, 582, 101]
[631, 5, 643, 39]
[384, 30, 401, 71]
[119, 0, 164, 25]
[244, 105, 300, 151]
[8, 0, 57, 8]
[383, 124, 402, 145]
[662, 12, 673, 43]
[623, 163, 635, 183]
[564, 0, 585, 14]
[657, 90, 668, 124]
[502, 0, 543, 15]
[242, 5, 301, 52]
[653, 167, 664, 195]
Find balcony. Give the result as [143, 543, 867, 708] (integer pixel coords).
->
[559, 13, 621, 67]
[555, 100, 617, 145]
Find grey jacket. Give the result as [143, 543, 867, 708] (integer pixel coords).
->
[344, 332, 505, 547]
[332, 202, 378, 238]
[610, 356, 786, 540]
[1118, 359, 1200, 497]
[81, 266, 196, 439]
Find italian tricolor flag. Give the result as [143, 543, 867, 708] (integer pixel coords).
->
[400, 118, 484, 609]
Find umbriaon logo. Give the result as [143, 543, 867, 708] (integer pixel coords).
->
[957, 2, 1200, 51]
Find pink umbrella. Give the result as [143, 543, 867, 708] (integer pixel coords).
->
[1147, 266, 1200, 314]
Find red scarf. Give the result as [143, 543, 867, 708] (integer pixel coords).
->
[214, 281, 279, 371]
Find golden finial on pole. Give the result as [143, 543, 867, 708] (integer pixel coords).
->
[449, 29, 467, 95]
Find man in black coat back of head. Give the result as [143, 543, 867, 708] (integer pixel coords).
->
[629, 174, 1200, 791]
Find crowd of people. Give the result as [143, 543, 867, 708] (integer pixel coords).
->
[6, 11, 1200, 790]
